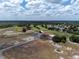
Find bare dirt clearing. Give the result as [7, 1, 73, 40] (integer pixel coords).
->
[0, 28, 79, 59]
[2, 39, 79, 59]
[3, 40, 58, 59]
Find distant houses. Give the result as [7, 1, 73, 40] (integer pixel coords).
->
[47, 24, 79, 34]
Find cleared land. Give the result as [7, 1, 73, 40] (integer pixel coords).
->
[2, 39, 79, 59]
[3, 40, 57, 59]
[0, 26, 79, 59]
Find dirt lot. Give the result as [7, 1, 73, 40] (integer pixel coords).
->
[3, 40, 56, 59]
[2, 39, 79, 59]
[0, 28, 79, 59]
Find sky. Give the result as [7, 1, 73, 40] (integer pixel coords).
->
[0, 0, 79, 21]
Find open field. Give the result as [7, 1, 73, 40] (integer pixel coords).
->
[2, 39, 79, 59]
[3, 40, 55, 59]
[31, 25, 72, 37]
[0, 24, 78, 59]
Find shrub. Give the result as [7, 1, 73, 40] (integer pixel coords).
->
[36, 27, 40, 29]
[70, 35, 79, 43]
[52, 35, 66, 43]
[41, 25, 44, 27]
[22, 27, 26, 32]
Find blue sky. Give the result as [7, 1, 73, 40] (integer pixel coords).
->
[0, 0, 79, 21]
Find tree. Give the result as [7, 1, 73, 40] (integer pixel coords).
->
[22, 27, 26, 32]
[26, 24, 31, 30]
[33, 25, 37, 27]
[41, 24, 44, 27]
[70, 35, 79, 43]
[45, 24, 47, 28]
[52, 35, 66, 43]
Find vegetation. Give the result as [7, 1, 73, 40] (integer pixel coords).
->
[0, 23, 79, 38]
[70, 35, 79, 43]
[15, 26, 22, 32]
[0, 24, 13, 28]
[52, 35, 66, 43]
[22, 27, 27, 32]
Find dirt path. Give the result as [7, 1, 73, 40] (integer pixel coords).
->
[0, 52, 4, 59]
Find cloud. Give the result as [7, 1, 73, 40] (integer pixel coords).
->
[0, 0, 79, 20]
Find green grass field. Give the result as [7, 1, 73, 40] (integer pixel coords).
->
[31, 25, 72, 38]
